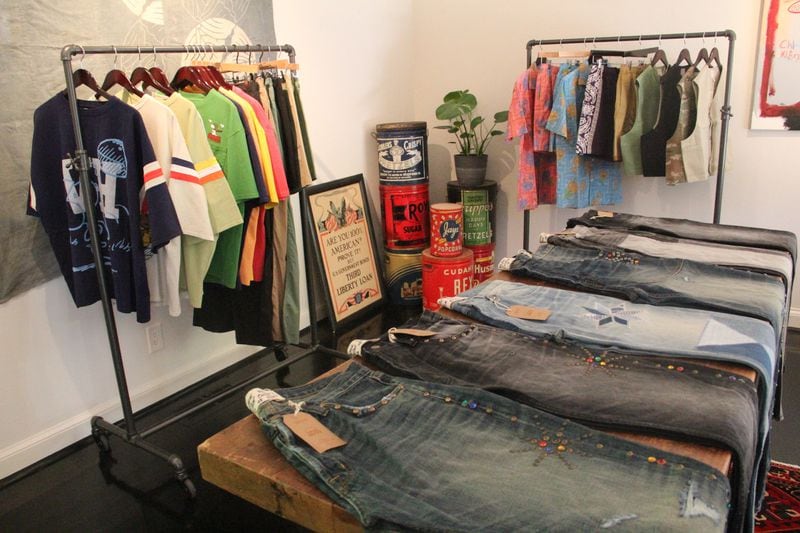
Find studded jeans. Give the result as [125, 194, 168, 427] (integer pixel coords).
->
[566, 210, 797, 264]
[440, 280, 776, 428]
[506, 244, 787, 334]
[247, 362, 730, 532]
[351, 311, 757, 532]
[548, 225, 794, 286]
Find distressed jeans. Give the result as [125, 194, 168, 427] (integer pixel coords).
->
[247, 362, 730, 532]
[566, 210, 797, 264]
[505, 244, 787, 333]
[548, 225, 793, 285]
[352, 311, 757, 532]
[440, 280, 776, 427]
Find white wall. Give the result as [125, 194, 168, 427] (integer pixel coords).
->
[412, 0, 800, 319]
[0, 1, 414, 480]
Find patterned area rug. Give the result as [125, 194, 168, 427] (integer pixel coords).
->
[756, 461, 800, 532]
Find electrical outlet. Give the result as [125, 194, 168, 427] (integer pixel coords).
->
[146, 322, 164, 353]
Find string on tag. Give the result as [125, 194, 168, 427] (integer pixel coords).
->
[287, 400, 305, 415]
[484, 295, 510, 311]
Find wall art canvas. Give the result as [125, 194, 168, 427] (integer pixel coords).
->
[751, 0, 800, 130]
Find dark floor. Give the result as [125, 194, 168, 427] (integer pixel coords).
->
[1, 308, 798, 532]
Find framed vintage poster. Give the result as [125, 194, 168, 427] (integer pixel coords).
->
[300, 174, 385, 331]
[751, 0, 800, 130]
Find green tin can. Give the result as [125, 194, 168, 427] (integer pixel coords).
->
[446, 180, 497, 247]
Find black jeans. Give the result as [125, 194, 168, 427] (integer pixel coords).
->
[356, 311, 759, 532]
[567, 210, 797, 263]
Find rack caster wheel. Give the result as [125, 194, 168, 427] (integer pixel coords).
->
[182, 478, 197, 499]
[92, 428, 111, 454]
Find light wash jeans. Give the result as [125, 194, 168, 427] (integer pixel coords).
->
[248, 362, 730, 532]
[506, 244, 787, 333]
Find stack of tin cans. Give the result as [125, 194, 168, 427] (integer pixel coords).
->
[422, 203, 474, 311]
[376, 122, 429, 306]
[447, 180, 498, 283]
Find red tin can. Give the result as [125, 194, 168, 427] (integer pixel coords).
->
[429, 202, 463, 257]
[421, 248, 474, 311]
[380, 183, 430, 250]
[468, 243, 495, 283]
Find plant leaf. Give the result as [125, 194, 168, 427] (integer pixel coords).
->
[443, 90, 465, 103]
[460, 92, 477, 110]
[470, 116, 484, 129]
[490, 130, 504, 136]
[494, 110, 509, 122]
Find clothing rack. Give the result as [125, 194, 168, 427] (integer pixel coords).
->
[60, 43, 342, 497]
[522, 30, 736, 250]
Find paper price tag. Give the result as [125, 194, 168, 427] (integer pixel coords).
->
[506, 305, 551, 321]
[283, 412, 347, 453]
[391, 328, 437, 337]
[596, 211, 615, 218]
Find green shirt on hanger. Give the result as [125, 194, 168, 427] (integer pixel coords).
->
[181, 89, 259, 289]
[619, 65, 662, 177]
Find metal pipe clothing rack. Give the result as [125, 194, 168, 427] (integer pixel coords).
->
[522, 30, 736, 250]
[60, 43, 342, 497]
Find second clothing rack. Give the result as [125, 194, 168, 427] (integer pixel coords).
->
[522, 30, 736, 250]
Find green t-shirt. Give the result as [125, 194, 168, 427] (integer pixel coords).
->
[181, 90, 258, 288]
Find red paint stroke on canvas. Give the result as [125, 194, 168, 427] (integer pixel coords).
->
[759, 0, 800, 123]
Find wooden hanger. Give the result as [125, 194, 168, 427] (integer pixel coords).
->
[101, 69, 144, 97]
[692, 47, 709, 68]
[650, 48, 669, 68]
[171, 66, 211, 93]
[131, 67, 174, 95]
[69, 69, 113, 100]
[707, 47, 723, 70]
[149, 67, 172, 89]
[673, 48, 693, 68]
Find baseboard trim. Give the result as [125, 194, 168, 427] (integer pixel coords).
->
[0, 345, 256, 480]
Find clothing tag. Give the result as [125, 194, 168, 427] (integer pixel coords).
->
[283, 412, 347, 454]
[245, 388, 285, 414]
[391, 328, 437, 337]
[347, 339, 368, 356]
[596, 211, 615, 218]
[506, 305, 551, 321]
[498, 257, 515, 271]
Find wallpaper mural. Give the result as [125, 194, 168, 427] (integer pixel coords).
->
[0, 0, 276, 303]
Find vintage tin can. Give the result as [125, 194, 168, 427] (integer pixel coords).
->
[429, 202, 463, 257]
[384, 248, 423, 306]
[446, 180, 497, 247]
[375, 122, 428, 184]
[469, 243, 495, 283]
[380, 183, 430, 250]
[421, 248, 474, 311]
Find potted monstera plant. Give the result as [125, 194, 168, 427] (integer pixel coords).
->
[435, 89, 508, 186]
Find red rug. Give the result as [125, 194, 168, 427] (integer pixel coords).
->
[756, 461, 800, 532]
